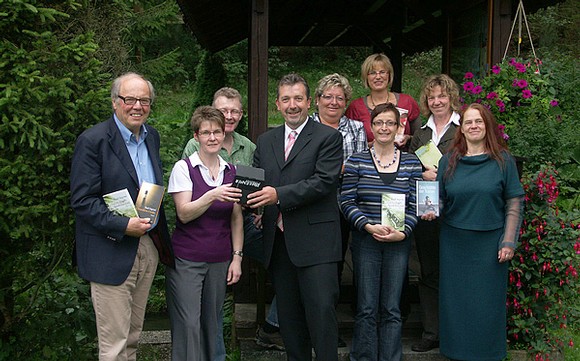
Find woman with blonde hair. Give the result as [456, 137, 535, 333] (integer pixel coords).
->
[346, 53, 419, 149]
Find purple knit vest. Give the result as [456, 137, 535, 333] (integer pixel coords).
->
[171, 158, 236, 262]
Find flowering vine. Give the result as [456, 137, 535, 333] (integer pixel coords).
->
[507, 164, 580, 359]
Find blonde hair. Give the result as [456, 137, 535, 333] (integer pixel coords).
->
[360, 53, 394, 89]
[314, 73, 353, 102]
[419, 74, 461, 117]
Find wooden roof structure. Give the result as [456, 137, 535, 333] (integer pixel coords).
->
[177, 0, 560, 141]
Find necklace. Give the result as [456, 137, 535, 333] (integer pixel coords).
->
[466, 150, 486, 156]
[369, 91, 390, 108]
[371, 146, 398, 169]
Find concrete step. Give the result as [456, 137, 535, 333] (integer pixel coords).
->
[139, 303, 538, 361]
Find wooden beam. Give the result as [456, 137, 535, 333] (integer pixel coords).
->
[248, 0, 269, 326]
[248, 0, 269, 144]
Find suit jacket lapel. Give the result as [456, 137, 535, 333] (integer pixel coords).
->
[144, 126, 163, 186]
[272, 126, 286, 169]
[284, 118, 313, 167]
[107, 118, 140, 187]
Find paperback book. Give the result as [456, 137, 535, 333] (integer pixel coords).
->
[135, 182, 165, 227]
[103, 188, 138, 218]
[381, 193, 406, 231]
[232, 165, 265, 206]
[414, 140, 442, 169]
[416, 180, 439, 216]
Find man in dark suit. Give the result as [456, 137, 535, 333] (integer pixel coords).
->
[70, 73, 173, 361]
[247, 73, 343, 360]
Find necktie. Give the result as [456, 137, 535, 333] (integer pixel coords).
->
[278, 131, 298, 231]
[284, 131, 297, 161]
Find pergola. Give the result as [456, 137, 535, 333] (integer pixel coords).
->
[177, 0, 557, 142]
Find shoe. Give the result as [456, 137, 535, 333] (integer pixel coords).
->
[255, 326, 285, 351]
[337, 336, 346, 348]
[411, 339, 439, 352]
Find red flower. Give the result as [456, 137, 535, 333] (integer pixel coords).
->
[464, 72, 474, 79]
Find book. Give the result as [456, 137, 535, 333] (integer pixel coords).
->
[395, 107, 409, 144]
[103, 188, 138, 218]
[416, 180, 439, 216]
[232, 165, 265, 206]
[135, 182, 165, 227]
[414, 140, 443, 169]
[381, 193, 406, 231]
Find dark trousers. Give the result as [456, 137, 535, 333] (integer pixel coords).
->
[414, 219, 440, 341]
[270, 229, 339, 361]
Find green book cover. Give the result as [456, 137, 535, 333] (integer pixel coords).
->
[414, 140, 442, 169]
[381, 193, 406, 231]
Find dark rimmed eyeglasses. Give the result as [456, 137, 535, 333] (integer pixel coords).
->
[118, 95, 152, 106]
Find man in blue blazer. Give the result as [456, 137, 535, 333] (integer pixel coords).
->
[70, 73, 173, 361]
[247, 73, 343, 360]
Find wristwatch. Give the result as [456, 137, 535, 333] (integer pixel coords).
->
[233, 250, 244, 257]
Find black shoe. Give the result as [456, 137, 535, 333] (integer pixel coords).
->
[337, 336, 346, 348]
[255, 326, 285, 351]
[411, 339, 439, 352]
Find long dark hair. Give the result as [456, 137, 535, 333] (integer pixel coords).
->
[445, 103, 508, 179]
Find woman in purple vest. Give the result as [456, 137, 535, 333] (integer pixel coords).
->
[166, 106, 244, 361]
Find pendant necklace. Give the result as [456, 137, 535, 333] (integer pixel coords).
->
[369, 91, 390, 108]
[371, 146, 398, 169]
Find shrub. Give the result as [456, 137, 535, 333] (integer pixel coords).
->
[507, 164, 580, 359]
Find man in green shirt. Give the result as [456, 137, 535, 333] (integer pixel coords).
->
[182, 87, 255, 165]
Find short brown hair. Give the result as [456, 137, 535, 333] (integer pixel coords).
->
[190, 106, 225, 134]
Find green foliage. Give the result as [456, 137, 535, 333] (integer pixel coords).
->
[191, 50, 227, 110]
[0, 0, 109, 359]
[507, 164, 580, 359]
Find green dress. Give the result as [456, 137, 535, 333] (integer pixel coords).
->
[437, 153, 524, 361]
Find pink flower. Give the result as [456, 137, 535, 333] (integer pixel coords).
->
[496, 99, 505, 108]
[550, 100, 559, 107]
[509, 58, 517, 65]
[464, 72, 474, 79]
[463, 82, 474, 91]
[472, 85, 483, 94]
[516, 63, 527, 73]
[522, 89, 533, 99]
[512, 79, 520, 87]
[517, 79, 528, 88]
[492, 65, 501, 74]
[486, 92, 498, 99]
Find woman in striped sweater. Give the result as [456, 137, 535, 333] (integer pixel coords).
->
[340, 102, 423, 361]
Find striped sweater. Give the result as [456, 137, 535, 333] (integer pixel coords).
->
[340, 150, 422, 238]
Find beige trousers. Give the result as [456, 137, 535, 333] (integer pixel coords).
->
[91, 234, 159, 361]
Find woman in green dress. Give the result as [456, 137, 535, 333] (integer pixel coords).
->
[437, 103, 524, 360]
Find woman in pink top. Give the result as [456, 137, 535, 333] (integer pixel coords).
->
[345, 53, 420, 149]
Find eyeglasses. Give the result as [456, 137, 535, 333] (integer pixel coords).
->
[368, 70, 388, 77]
[117, 95, 152, 106]
[320, 94, 346, 103]
[198, 129, 225, 138]
[218, 108, 243, 117]
[372, 120, 398, 128]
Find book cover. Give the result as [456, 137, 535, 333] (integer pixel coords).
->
[232, 165, 265, 206]
[103, 188, 138, 218]
[416, 180, 439, 216]
[381, 193, 406, 231]
[136, 182, 165, 227]
[414, 140, 443, 169]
